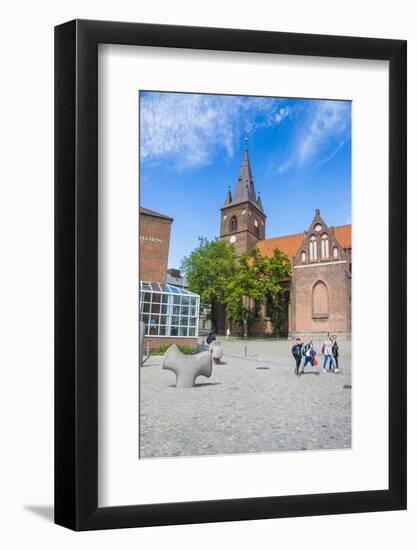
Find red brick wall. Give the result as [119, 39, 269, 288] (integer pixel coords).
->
[220, 202, 265, 256]
[139, 213, 172, 282]
[289, 261, 351, 334]
[247, 316, 275, 336]
[288, 212, 351, 335]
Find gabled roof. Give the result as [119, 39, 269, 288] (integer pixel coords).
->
[258, 224, 352, 259]
[140, 206, 173, 222]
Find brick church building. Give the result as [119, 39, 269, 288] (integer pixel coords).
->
[218, 146, 352, 338]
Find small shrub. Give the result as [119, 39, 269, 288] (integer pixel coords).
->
[150, 343, 199, 356]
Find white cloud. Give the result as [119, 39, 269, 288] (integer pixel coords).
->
[316, 140, 347, 167]
[277, 159, 292, 174]
[140, 93, 290, 171]
[277, 100, 351, 173]
[140, 94, 349, 174]
[298, 101, 350, 164]
[275, 106, 290, 124]
[140, 93, 233, 170]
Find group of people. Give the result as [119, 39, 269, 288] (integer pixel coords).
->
[291, 334, 340, 376]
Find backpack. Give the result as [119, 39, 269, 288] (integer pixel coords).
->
[302, 344, 309, 356]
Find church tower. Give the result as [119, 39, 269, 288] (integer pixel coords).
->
[220, 142, 266, 256]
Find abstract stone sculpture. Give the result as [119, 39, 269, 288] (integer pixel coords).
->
[209, 340, 223, 364]
[162, 344, 212, 388]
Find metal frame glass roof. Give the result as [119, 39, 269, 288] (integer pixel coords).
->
[140, 281, 199, 297]
[139, 281, 200, 338]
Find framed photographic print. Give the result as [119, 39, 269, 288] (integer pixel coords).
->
[55, 20, 406, 530]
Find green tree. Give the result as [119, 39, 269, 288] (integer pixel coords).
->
[264, 249, 292, 336]
[224, 247, 291, 334]
[266, 283, 291, 336]
[180, 237, 237, 327]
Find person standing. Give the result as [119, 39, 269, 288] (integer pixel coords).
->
[291, 338, 304, 376]
[332, 335, 340, 372]
[322, 334, 336, 372]
[302, 339, 319, 375]
[206, 331, 216, 347]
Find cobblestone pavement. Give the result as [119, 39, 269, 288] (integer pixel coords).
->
[140, 337, 351, 458]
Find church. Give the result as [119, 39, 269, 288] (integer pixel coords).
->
[216, 145, 352, 338]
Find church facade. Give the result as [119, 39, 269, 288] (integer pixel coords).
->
[217, 146, 352, 338]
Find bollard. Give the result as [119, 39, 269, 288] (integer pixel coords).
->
[243, 319, 248, 359]
[209, 340, 223, 364]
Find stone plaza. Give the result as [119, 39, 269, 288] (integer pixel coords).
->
[140, 337, 351, 459]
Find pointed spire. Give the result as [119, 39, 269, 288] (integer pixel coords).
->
[231, 145, 257, 204]
[223, 185, 232, 206]
[222, 139, 264, 214]
[256, 192, 264, 212]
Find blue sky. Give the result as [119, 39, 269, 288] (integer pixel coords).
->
[140, 91, 351, 270]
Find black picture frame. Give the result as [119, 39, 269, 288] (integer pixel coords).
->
[55, 19, 407, 531]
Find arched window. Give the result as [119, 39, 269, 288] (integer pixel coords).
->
[301, 251, 306, 263]
[321, 233, 329, 259]
[254, 218, 259, 236]
[230, 216, 238, 233]
[309, 236, 317, 260]
[333, 246, 339, 258]
[312, 281, 329, 318]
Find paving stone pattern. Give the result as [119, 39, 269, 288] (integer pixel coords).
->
[140, 337, 351, 458]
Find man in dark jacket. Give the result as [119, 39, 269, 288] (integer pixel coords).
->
[291, 337, 304, 376]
